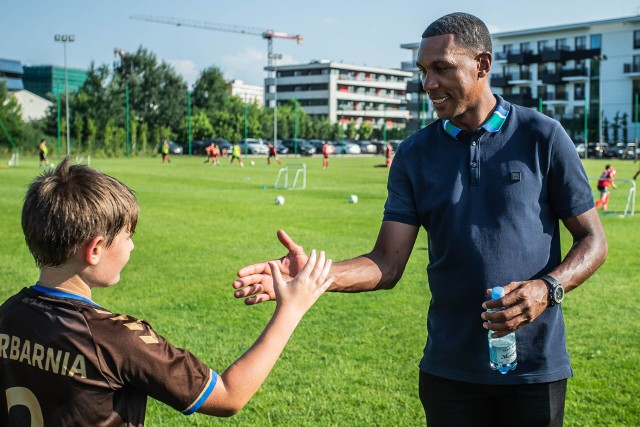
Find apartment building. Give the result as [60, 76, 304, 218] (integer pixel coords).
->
[400, 15, 640, 143]
[264, 60, 412, 129]
[492, 15, 640, 143]
[229, 79, 264, 105]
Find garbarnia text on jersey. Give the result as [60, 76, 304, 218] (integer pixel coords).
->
[0, 333, 87, 378]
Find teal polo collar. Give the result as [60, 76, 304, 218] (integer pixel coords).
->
[442, 97, 510, 140]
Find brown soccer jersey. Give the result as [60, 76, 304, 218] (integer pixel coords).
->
[0, 286, 217, 426]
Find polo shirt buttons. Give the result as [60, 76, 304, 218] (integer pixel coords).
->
[471, 161, 478, 167]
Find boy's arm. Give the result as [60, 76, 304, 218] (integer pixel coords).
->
[198, 251, 333, 417]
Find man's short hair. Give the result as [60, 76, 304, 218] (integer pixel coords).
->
[22, 157, 139, 267]
[422, 12, 492, 54]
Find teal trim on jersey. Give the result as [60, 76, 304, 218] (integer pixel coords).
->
[182, 369, 218, 415]
[442, 103, 510, 139]
[31, 284, 102, 308]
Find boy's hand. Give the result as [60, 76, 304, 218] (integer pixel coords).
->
[268, 249, 334, 314]
[233, 230, 308, 305]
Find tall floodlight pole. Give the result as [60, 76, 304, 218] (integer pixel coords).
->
[269, 53, 282, 149]
[55, 34, 75, 156]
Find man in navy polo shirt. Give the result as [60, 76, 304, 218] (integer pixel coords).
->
[233, 12, 607, 427]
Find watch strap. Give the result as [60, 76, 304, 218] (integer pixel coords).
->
[540, 275, 563, 306]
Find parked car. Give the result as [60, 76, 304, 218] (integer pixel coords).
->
[308, 139, 335, 155]
[332, 141, 362, 154]
[575, 142, 606, 158]
[158, 140, 183, 155]
[190, 138, 231, 156]
[356, 140, 377, 154]
[370, 140, 387, 154]
[604, 143, 627, 159]
[281, 138, 316, 156]
[237, 138, 268, 155]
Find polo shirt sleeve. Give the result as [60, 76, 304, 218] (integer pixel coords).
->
[383, 143, 421, 226]
[547, 123, 595, 219]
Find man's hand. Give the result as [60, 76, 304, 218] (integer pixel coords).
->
[232, 230, 308, 305]
[481, 279, 549, 338]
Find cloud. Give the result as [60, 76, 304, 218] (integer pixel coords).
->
[167, 59, 200, 87]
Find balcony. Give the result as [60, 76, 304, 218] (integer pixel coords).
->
[623, 63, 640, 76]
[502, 94, 536, 108]
[561, 67, 588, 80]
[490, 74, 512, 87]
[542, 92, 569, 104]
[541, 71, 563, 85]
[509, 71, 532, 84]
[406, 80, 424, 93]
[567, 48, 602, 61]
[506, 50, 539, 65]
[494, 52, 508, 61]
[540, 46, 571, 62]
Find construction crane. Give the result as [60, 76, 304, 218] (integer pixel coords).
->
[130, 14, 303, 76]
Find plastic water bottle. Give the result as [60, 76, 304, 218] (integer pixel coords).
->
[487, 287, 517, 374]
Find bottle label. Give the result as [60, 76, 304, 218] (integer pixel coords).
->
[489, 340, 516, 364]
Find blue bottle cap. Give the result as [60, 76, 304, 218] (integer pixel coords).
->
[491, 287, 505, 300]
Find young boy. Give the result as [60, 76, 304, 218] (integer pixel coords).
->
[0, 158, 333, 425]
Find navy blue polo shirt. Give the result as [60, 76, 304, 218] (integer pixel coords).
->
[384, 95, 594, 384]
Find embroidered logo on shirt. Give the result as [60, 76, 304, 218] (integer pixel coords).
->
[510, 171, 521, 182]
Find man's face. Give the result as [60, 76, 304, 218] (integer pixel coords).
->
[416, 34, 486, 126]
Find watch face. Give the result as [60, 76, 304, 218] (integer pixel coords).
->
[553, 286, 565, 303]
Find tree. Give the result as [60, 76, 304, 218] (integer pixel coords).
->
[346, 121, 357, 140]
[621, 112, 628, 143]
[192, 67, 231, 112]
[0, 81, 23, 152]
[359, 122, 374, 140]
[178, 110, 213, 143]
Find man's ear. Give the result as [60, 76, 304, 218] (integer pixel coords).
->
[477, 52, 492, 79]
[84, 236, 106, 266]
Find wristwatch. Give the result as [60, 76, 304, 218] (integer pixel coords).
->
[540, 275, 565, 307]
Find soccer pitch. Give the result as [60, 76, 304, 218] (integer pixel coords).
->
[1, 155, 638, 426]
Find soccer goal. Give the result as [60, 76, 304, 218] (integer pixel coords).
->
[590, 177, 636, 218]
[274, 163, 306, 190]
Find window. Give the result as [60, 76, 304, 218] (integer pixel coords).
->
[590, 34, 602, 49]
[503, 43, 513, 53]
[520, 42, 530, 53]
[574, 83, 585, 100]
[538, 40, 549, 52]
[575, 36, 587, 51]
[555, 38, 567, 50]
[635, 30, 640, 49]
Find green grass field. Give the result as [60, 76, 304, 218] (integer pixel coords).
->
[1, 154, 638, 426]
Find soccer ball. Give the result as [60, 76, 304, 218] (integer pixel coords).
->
[348, 194, 358, 204]
[275, 195, 285, 205]
[250, 160, 256, 166]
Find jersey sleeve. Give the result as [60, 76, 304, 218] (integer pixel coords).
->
[87, 310, 217, 415]
[547, 123, 595, 219]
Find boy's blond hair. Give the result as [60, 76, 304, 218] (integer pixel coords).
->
[22, 157, 139, 267]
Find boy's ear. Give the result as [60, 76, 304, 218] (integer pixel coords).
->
[84, 236, 106, 266]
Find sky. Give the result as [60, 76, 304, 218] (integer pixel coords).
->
[3, 0, 639, 87]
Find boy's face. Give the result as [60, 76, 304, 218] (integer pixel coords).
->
[94, 227, 134, 287]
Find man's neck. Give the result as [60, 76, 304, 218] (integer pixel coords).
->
[450, 92, 497, 131]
